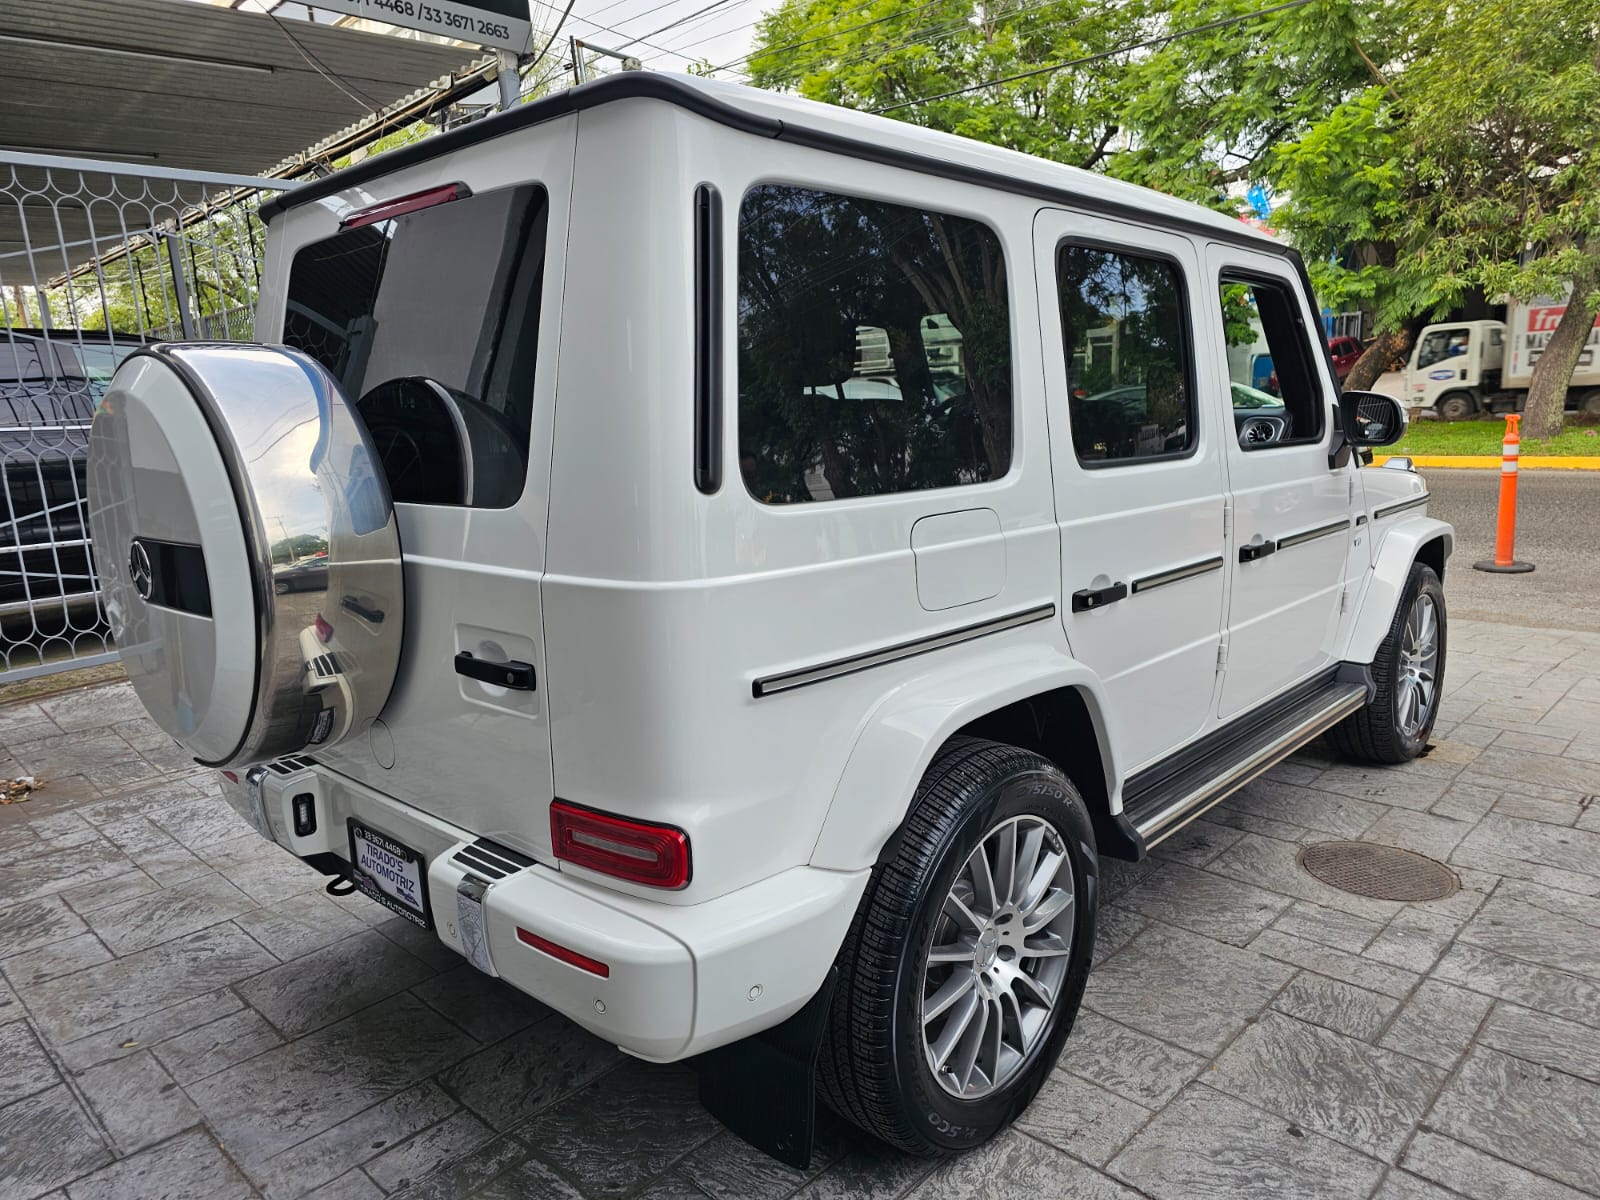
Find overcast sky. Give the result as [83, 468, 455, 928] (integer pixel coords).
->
[213, 0, 764, 84]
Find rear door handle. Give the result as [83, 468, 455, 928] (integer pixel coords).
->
[454, 651, 536, 691]
[1239, 539, 1277, 563]
[1071, 581, 1127, 612]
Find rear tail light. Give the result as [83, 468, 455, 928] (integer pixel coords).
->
[516, 927, 610, 977]
[550, 800, 690, 889]
[340, 182, 471, 229]
[314, 614, 334, 644]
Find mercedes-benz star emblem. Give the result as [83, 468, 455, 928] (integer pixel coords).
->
[128, 540, 154, 601]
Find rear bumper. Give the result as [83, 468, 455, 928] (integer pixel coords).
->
[224, 760, 868, 1061]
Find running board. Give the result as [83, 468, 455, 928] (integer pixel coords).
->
[1122, 667, 1372, 850]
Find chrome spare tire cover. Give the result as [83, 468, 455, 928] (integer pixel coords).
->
[88, 344, 403, 768]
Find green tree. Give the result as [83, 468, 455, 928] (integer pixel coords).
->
[746, 0, 1148, 169]
[1272, 0, 1599, 422]
[1398, 0, 1599, 437]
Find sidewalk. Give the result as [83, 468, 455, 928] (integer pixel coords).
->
[1, 617, 1598, 1200]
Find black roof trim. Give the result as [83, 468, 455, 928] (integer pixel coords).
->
[259, 73, 1294, 261]
[259, 74, 781, 221]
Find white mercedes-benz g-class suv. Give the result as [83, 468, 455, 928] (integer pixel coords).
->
[87, 73, 1450, 1167]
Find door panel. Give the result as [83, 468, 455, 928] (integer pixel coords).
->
[1205, 247, 1353, 719]
[1036, 211, 1227, 773]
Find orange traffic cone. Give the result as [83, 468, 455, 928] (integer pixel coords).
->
[1472, 413, 1535, 574]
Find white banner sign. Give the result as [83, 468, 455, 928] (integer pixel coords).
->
[310, 0, 532, 53]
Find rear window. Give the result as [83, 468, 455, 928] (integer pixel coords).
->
[282, 185, 548, 509]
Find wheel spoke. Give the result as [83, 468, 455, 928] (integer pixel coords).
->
[928, 939, 976, 964]
[1012, 825, 1044, 906]
[1396, 679, 1416, 732]
[929, 986, 982, 1071]
[999, 983, 1026, 1044]
[1022, 887, 1073, 934]
[967, 845, 998, 918]
[994, 821, 1017, 905]
[943, 892, 983, 932]
[952, 993, 989, 1092]
[1012, 969, 1056, 1009]
[983, 995, 1004, 1089]
[924, 969, 976, 1024]
[1018, 849, 1064, 915]
[1021, 931, 1074, 959]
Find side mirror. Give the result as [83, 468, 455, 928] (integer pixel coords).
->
[1340, 390, 1408, 448]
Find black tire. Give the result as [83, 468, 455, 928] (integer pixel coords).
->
[1436, 391, 1477, 422]
[1330, 563, 1447, 764]
[1577, 389, 1600, 418]
[817, 737, 1098, 1156]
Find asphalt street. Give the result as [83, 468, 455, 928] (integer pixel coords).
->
[1416, 466, 1600, 631]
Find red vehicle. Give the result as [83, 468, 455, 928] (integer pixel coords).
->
[1328, 334, 1364, 381]
[1267, 334, 1364, 396]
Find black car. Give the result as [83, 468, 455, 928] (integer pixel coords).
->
[0, 331, 145, 614]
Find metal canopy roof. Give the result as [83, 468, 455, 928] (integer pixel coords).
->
[0, 0, 490, 175]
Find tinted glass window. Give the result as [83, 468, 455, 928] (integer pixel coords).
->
[737, 186, 1011, 504]
[1218, 277, 1325, 449]
[1057, 246, 1194, 464]
[283, 186, 548, 508]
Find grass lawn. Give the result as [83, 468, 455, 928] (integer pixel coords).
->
[1387, 418, 1600, 457]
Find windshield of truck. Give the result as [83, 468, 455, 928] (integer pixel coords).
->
[281, 184, 548, 509]
[1417, 328, 1469, 368]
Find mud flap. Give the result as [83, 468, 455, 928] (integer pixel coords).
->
[694, 966, 838, 1169]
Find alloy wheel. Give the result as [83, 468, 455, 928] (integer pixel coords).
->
[920, 814, 1075, 1099]
[1397, 593, 1439, 738]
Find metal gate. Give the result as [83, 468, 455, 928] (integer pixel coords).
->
[1, 152, 280, 682]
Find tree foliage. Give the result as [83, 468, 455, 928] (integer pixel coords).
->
[745, 0, 1600, 427]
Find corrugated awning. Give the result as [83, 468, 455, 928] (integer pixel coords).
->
[0, 0, 492, 175]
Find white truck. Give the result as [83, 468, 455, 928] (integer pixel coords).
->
[1404, 298, 1600, 420]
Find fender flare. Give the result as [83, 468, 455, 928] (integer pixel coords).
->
[808, 643, 1116, 872]
[1344, 516, 1454, 664]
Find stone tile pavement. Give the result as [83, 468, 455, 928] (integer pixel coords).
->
[2, 617, 1600, 1200]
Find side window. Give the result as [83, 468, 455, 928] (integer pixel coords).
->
[1057, 245, 1194, 465]
[283, 185, 548, 509]
[736, 186, 1012, 504]
[1218, 276, 1325, 449]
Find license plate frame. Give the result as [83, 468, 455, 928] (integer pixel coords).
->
[348, 818, 433, 930]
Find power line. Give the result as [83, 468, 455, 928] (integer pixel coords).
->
[528, 0, 582, 78]
[704, 0, 955, 75]
[638, 0, 763, 53]
[613, 0, 750, 51]
[261, 7, 381, 110]
[873, 0, 1318, 112]
[638, 0, 881, 64]
[524, 0, 706, 61]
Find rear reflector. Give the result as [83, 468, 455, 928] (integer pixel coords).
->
[516, 927, 610, 977]
[221, 770, 238, 783]
[340, 182, 471, 229]
[550, 800, 691, 889]
[314, 614, 334, 645]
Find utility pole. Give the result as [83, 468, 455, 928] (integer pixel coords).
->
[496, 49, 520, 110]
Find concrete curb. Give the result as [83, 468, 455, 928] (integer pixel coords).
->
[1371, 454, 1600, 470]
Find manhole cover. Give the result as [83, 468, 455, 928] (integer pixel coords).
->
[1297, 841, 1459, 902]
